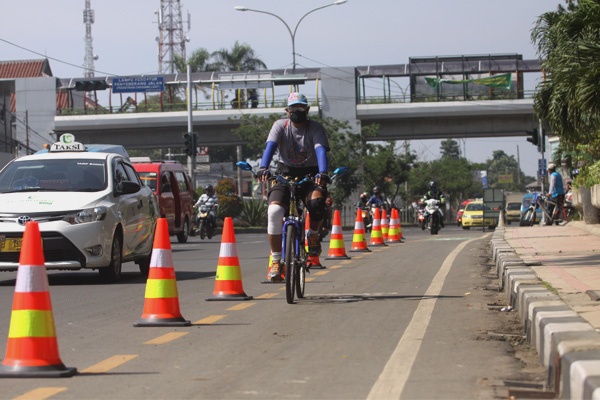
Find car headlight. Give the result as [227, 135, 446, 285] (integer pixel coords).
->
[64, 206, 108, 224]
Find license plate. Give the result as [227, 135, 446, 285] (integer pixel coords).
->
[0, 238, 22, 252]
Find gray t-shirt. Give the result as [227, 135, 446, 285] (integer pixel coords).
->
[266, 119, 329, 168]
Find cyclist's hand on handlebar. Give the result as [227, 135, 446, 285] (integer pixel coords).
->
[258, 168, 271, 182]
[315, 172, 330, 186]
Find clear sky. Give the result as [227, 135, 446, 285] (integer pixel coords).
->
[1, 0, 564, 176]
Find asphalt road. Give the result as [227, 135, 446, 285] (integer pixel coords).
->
[0, 225, 530, 399]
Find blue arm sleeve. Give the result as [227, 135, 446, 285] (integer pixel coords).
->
[316, 145, 328, 173]
[260, 141, 278, 169]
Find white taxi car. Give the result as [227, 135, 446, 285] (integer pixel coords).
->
[0, 134, 158, 282]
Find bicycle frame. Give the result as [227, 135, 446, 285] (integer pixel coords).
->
[277, 175, 309, 304]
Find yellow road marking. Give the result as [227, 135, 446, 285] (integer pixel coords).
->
[341, 260, 353, 264]
[145, 331, 188, 345]
[255, 293, 279, 299]
[314, 270, 330, 276]
[80, 354, 138, 374]
[194, 315, 227, 325]
[330, 265, 342, 269]
[12, 387, 67, 400]
[306, 277, 315, 282]
[227, 302, 256, 311]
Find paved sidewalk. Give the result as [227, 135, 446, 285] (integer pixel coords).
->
[492, 220, 600, 399]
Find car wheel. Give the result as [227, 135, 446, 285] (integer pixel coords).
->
[177, 218, 189, 243]
[99, 233, 122, 283]
[137, 254, 151, 277]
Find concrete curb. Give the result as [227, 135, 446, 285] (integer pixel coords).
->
[491, 227, 600, 399]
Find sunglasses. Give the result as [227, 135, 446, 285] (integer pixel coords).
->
[286, 106, 308, 112]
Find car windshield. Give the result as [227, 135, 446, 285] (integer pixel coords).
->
[0, 159, 107, 193]
[138, 172, 157, 191]
[507, 203, 521, 211]
[466, 203, 484, 211]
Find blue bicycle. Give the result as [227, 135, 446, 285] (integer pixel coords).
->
[236, 162, 348, 304]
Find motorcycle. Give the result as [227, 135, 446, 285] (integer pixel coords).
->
[423, 198, 443, 235]
[195, 203, 216, 239]
[356, 205, 372, 232]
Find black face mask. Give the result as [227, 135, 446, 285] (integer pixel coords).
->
[290, 110, 308, 124]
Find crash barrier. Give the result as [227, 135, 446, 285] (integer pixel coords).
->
[134, 218, 191, 327]
[0, 221, 76, 377]
[349, 208, 370, 253]
[206, 217, 253, 301]
[491, 228, 600, 399]
[326, 210, 351, 260]
[368, 207, 387, 247]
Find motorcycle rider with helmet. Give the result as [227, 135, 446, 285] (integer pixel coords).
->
[421, 181, 446, 228]
[194, 184, 218, 231]
[366, 186, 388, 210]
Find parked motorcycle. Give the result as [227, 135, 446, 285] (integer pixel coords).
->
[195, 203, 216, 239]
[423, 198, 443, 235]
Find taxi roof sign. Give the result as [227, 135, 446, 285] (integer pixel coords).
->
[49, 133, 86, 153]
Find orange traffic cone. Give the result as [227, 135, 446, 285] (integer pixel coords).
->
[0, 221, 76, 377]
[262, 251, 284, 284]
[325, 209, 351, 260]
[350, 208, 371, 253]
[305, 212, 325, 269]
[206, 217, 253, 301]
[397, 209, 405, 242]
[134, 218, 190, 327]
[387, 208, 402, 243]
[369, 208, 387, 247]
[381, 209, 389, 241]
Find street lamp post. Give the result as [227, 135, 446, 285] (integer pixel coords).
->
[235, 0, 347, 73]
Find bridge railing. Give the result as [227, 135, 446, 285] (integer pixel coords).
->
[56, 89, 537, 116]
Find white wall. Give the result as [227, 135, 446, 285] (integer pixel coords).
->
[15, 77, 57, 155]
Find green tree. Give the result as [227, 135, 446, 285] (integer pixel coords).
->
[485, 150, 528, 192]
[173, 48, 212, 73]
[211, 41, 268, 72]
[440, 139, 461, 159]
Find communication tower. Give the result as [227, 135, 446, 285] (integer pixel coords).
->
[83, 0, 98, 78]
[155, 0, 191, 74]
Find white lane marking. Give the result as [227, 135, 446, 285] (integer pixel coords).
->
[366, 238, 477, 399]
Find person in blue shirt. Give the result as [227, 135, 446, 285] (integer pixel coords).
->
[546, 163, 567, 225]
[366, 186, 387, 209]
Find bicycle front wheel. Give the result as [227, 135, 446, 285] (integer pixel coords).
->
[523, 208, 536, 226]
[284, 224, 296, 304]
[296, 236, 306, 299]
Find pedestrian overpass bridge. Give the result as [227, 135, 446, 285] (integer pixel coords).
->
[53, 57, 540, 149]
[54, 98, 536, 149]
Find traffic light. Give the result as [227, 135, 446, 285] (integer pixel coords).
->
[74, 80, 109, 91]
[183, 132, 197, 156]
[526, 128, 538, 147]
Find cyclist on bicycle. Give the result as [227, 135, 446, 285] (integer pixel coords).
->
[546, 163, 567, 225]
[257, 92, 331, 282]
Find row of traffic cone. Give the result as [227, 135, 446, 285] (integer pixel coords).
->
[0, 207, 404, 377]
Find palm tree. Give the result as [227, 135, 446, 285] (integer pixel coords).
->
[173, 48, 212, 73]
[210, 40, 267, 72]
[531, 0, 600, 223]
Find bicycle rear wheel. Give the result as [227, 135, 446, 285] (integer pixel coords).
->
[285, 224, 296, 304]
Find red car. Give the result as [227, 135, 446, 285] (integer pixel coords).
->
[456, 199, 474, 227]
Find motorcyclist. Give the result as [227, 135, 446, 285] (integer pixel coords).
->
[194, 184, 218, 229]
[366, 186, 387, 210]
[421, 181, 446, 228]
[357, 192, 369, 208]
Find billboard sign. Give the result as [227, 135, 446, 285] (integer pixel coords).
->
[112, 77, 164, 93]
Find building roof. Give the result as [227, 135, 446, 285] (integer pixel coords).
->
[0, 59, 53, 78]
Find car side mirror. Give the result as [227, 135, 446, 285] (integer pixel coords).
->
[116, 181, 140, 195]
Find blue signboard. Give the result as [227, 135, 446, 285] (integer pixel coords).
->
[112, 77, 164, 93]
